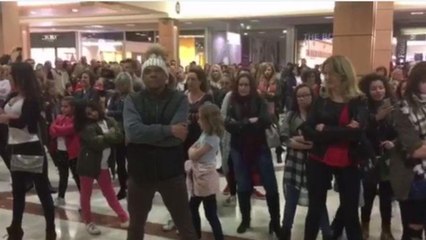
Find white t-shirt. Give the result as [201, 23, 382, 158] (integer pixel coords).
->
[57, 137, 67, 151]
[4, 96, 39, 144]
[97, 120, 111, 169]
[0, 79, 11, 100]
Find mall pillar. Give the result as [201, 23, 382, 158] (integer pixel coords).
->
[373, 2, 394, 71]
[158, 18, 179, 62]
[333, 2, 393, 76]
[21, 25, 31, 60]
[0, 2, 22, 56]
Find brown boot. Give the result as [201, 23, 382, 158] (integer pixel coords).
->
[362, 222, 370, 240]
[380, 224, 395, 240]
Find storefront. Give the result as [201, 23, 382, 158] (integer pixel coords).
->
[30, 32, 77, 65]
[179, 30, 205, 67]
[81, 32, 125, 63]
[124, 31, 156, 62]
[395, 27, 426, 67]
[295, 24, 333, 67]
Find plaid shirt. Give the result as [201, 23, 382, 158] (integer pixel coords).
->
[280, 111, 309, 206]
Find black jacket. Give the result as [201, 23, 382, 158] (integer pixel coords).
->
[225, 95, 271, 148]
[301, 96, 373, 165]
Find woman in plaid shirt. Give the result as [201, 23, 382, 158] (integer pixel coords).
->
[280, 84, 332, 240]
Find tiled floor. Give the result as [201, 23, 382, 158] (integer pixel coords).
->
[0, 151, 403, 240]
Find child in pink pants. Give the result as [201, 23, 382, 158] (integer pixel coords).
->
[75, 100, 129, 235]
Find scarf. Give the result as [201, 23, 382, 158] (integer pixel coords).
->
[401, 94, 426, 180]
[233, 95, 265, 165]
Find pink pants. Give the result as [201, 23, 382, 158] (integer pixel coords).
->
[80, 169, 128, 223]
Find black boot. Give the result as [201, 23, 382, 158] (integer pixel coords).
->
[237, 192, 251, 234]
[6, 226, 23, 240]
[406, 227, 423, 240]
[280, 227, 291, 240]
[266, 193, 282, 238]
[116, 188, 127, 200]
[276, 147, 283, 163]
[46, 229, 56, 240]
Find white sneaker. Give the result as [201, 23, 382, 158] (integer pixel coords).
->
[54, 197, 65, 207]
[162, 219, 175, 231]
[86, 223, 101, 235]
[223, 196, 237, 207]
[120, 220, 129, 228]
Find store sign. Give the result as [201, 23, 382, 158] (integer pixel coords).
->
[31, 32, 76, 48]
[42, 34, 58, 42]
[296, 24, 333, 41]
[303, 33, 333, 41]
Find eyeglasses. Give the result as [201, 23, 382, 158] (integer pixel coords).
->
[296, 94, 312, 99]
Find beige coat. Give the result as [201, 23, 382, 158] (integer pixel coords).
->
[389, 109, 423, 200]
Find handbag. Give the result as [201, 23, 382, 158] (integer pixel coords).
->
[10, 121, 45, 174]
[10, 154, 44, 173]
[266, 124, 281, 148]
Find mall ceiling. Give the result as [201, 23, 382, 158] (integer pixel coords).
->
[19, 1, 426, 33]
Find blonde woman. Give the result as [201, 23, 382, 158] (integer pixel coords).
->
[107, 72, 133, 200]
[301, 56, 367, 240]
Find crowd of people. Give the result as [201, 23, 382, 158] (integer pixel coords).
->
[0, 44, 425, 240]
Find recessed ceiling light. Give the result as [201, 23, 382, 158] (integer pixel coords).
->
[246, 25, 251, 30]
[240, 23, 245, 28]
[71, 8, 79, 13]
[250, 19, 259, 23]
[324, 16, 334, 19]
[126, 23, 136, 27]
[184, 21, 192, 25]
[282, 30, 287, 34]
[259, 31, 265, 34]
[30, 10, 37, 15]
[411, 11, 424, 15]
[243, 32, 248, 36]
[91, 25, 103, 28]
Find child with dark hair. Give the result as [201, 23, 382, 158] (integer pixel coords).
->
[49, 97, 80, 207]
[74, 100, 129, 235]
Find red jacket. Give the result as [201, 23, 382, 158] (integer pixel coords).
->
[49, 114, 80, 160]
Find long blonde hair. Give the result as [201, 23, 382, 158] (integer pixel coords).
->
[199, 103, 225, 137]
[322, 55, 362, 101]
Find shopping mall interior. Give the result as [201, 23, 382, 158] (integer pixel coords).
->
[1, 1, 426, 240]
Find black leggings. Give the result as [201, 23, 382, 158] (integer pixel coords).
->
[305, 160, 362, 240]
[56, 151, 80, 198]
[11, 171, 55, 230]
[115, 143, 127, 191]
[361, 177, 393, 225]
[189, 195, 224, 240]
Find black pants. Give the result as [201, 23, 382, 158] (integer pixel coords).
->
[116, 143, 128, 191]
[56, 151, 80, 199]
[305, 160, 362, 240]
[11, 171, 55, 230]
[189, 194, 224, 240]
[361, 176, 393, 225]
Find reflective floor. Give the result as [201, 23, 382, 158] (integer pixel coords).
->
[0, 151, 403, 240]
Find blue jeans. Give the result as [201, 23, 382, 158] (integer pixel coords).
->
[230, 145, 278, 194]
[283, 184, 332, 235]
